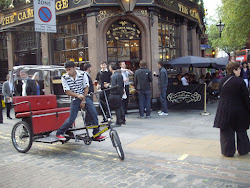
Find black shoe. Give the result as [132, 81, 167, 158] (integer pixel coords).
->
[101, 120, 108, 123]
[121, 120, 126, 125]
[7, 117, 13, 120]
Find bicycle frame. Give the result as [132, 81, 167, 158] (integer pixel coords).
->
[78, 86, 118, 140]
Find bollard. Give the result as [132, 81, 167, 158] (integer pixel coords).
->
[200, 83, 210, 116]
[0, 95, 3, 123]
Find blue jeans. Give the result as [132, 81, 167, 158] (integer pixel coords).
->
[160, 88, 168, 113]
[138, 90, 151, 117]
[57, 97, 99, 135]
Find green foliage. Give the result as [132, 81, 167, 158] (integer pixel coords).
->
[0, 0, 11, 11]
[207, 0, 250, 54]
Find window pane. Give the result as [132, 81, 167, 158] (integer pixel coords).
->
[66, 51, 72, 61]
[71, 37, 77, 49]
[77, 22, 83, 34]
[65, 24, 71, 36]
[131, 47, 140, 60]
[83, 22, 87, 34]
[85, 48, 89, 61]
[78, 50, 84, 62]
[65, 38, 71, 49]
[130, 40, 140, 47]
[107, 40, 115, 47]
[71, 23, 77, 35]
[54, 52, 60, 65]
[159, 47, 163, 60]
[84, 35, 88, 47]
[60, 52, 66, 63]
[78, 36, 84, 48]
[72, 50, 78, 62]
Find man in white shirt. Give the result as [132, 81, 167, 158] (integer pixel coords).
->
[120, 61, 133, 114]
[181, 73, 189, 86]
[20, 70, 37, 96]
[56, 61, 105, 141]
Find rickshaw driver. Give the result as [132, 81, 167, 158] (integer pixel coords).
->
[56, 61, 106, 141]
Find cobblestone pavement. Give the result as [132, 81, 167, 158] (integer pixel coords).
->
[0, 102, 250, 188]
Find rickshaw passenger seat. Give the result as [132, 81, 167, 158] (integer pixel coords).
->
[13, 95, 70, 134]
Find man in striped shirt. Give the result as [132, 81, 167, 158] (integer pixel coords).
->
[56, 61, 105, 141]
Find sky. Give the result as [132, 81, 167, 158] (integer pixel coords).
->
[203, 0, 222, 23]
[203, 0, 228, 57]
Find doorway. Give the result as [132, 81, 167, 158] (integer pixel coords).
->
[106, 20, 141, 70]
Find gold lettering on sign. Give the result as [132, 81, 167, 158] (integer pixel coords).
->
[2, 9, 34, 26]
[56, 0, 69, 10]
[178, 3, 188, 15]
[190, 9, 201, 24]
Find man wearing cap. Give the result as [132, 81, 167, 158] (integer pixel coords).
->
[56, 61, 105, 141]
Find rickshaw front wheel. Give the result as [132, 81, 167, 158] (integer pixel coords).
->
[110, 130, 125, 160]
[11, 121, 33, 153]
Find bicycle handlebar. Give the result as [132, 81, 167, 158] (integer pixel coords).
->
[86, 85, 119, 97]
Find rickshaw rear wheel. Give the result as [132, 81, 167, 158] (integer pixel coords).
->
[11, 121, 33, 153]
[110, 130, 124, 160]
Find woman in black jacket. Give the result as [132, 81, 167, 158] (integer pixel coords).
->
[214, 62, 250, 157]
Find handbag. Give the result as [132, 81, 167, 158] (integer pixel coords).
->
[108, 94, 122, 108]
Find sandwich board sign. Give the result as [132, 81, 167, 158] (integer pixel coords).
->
[34, 0, 57, 33]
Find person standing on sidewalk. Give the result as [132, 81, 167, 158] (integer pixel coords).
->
[134, 60, 152, 118]
[2, 74, 13, 119]
[120, 61, 134, 114]
[56, 61, 105, 141]
[214, 62, 250, 157]
[82, 63, 95, 126]
[109, 62, 125, 127]
[157, 61, 168, 116]
[95, 61, 112, 123]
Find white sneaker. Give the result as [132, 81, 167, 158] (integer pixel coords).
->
[159, 112, 168, 116]
[158, 111, 162, 114]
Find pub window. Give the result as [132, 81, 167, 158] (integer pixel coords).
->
[158, 20, 179, 62]
[106, 20, 141, 63]
[15, 31, 37, 52]
[53, 19, 88, 66]
[187, 28, 192, 56]
[0, 38, 7, 61]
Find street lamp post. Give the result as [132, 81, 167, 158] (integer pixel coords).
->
[216, 20, 225, 38]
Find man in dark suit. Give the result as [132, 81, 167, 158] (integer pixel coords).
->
[2, 74, 13, 119]
[109, 62, 125, 127]
[19, 70, 37, 96]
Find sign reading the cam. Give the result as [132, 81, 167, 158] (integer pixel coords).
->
[178, 3, 201, 24]
[1, 8, 34, 26]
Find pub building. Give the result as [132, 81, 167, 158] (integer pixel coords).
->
[0, 0, 205, 99]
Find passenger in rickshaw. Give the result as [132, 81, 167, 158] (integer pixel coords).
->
[32, 72, 44, 95]
[19, 70, 37, 96]
[56, 61, 105, 141]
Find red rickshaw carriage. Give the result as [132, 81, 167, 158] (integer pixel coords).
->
[10, 65, 125, 160]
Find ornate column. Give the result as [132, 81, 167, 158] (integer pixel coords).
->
[6, 32, 15, 70]
[180, 18, 188, 57]
[191, 24, 197, 56]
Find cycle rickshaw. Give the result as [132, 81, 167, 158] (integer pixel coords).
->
[10, 66, 124, 160]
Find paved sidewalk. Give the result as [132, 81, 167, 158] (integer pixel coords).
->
[0, 101, 249, 187]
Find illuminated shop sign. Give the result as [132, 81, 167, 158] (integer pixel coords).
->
[0, 0, 91, 28]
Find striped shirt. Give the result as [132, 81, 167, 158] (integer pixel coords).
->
[62, 70, 89, 99]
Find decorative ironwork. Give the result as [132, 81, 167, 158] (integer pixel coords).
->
[107, 20, 140, 40]
[162, 0, 175, 6]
